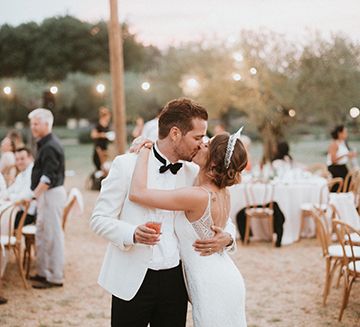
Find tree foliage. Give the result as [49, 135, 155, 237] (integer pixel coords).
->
[1, 20, 359, 161]
[0, 16, 161, 80]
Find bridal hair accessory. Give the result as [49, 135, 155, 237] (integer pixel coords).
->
[224, 126, 244, 169]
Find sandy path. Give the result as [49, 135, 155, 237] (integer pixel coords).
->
[1, 180, 359, 327]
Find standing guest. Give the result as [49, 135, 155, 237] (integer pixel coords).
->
[6, 147, 36, 229]
[272, 141, 293, 171]
[91, 107, 112, 171]
[327, 125, 357, 181]
[131, 116, 144, 139]
[140, 108, 162, 142]
[28, 108, 66, 289]
[0, 136, 16, 186]
[7, 129, 24, 149]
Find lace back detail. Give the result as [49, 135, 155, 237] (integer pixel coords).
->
[191, 188, 215, 239]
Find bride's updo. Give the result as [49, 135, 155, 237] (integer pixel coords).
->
[204, 134, 248, 188]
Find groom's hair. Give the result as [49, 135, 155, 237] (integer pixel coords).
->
[158, 98, 208, 139]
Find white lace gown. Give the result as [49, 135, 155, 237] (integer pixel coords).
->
[175, 191, 247, 327]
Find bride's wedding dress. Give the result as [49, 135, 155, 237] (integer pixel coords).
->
[175, 188, 247, 327]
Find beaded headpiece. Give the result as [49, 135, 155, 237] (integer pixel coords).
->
[224, 127, 244, 169]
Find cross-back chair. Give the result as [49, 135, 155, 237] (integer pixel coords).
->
[332, 219, 360, 321]
[342, 168, 360, 193]
[0, 200, 30, 289]
[299, 177, 343, 240]
[243, 182, 275, 246]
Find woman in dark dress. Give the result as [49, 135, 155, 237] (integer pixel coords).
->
[91, 107, 111, 171]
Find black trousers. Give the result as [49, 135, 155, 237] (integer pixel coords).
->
[111, 264, 188, 327]
[328, 164, 348, 191]
[236, 202, 285, 247]
[93, 148, 102, 170]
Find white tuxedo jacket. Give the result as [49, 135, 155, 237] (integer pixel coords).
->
[90, 152, 237, 300]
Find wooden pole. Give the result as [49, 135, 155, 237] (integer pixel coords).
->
[108, 0, 126, 154]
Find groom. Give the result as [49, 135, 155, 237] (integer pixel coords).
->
[90, 98, 237, 327]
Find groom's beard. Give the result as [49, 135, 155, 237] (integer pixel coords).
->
[180, 151, 198, 162]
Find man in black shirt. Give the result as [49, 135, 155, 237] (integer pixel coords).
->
[28, 108, 66, 289]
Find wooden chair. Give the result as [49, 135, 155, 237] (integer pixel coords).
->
[342, 168, 360, 193]
[332, 219, 360, 321]
[1, 164, 17, 187]
[22, 189, 80, 278]
[347, 171, 360, 215]
[243, 182, 275, 246]
[0, 200, 30, 289]
[310, 209, 350, 305]
[299, 178, 343, 240]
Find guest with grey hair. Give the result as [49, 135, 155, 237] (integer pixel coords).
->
[27, 108, 66, 289]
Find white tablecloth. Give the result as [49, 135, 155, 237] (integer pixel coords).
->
[329, 192, 360, 229]
[229, 177, 328, 245]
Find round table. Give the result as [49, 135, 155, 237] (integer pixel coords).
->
[229, 177, 328, 245]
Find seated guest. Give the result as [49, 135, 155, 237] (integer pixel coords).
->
[0, 136, 16, 186]
[272, 141, 293, 171]
[240, 134, 252, 172]
[7, 129, 25, 149]
[235, 202, 285, 247]
[5, 147, 36, 228]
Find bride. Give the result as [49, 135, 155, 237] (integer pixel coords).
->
[129, 129, 248, 327]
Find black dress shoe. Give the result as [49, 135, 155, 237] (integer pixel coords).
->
[29, 274, 46, 282]
[32, 280, 63, 289]
[0, 296, 8, 305]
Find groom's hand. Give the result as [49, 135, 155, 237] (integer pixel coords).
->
[193, 226, 232, 256]
[134, 223, 161, 245]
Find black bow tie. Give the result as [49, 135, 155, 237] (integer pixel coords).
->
[153, 146, 183, 175]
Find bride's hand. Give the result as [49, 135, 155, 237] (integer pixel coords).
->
[193, 226, 232, 256]
[129, 137, 153, 153]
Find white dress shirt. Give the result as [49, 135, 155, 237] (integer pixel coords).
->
[145, 143, 184, 270]
[7, 162, 36, 215]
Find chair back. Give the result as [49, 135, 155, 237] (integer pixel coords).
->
[1, 164, 17, 187]
[244, 181, 275, 212]
[343, 168, 360, 193]
[327, 177, 343, 193]
[0, 200, 30, 246]
[333, 219, 360, 275]
[311, 209, 332, 257]
[62, 188, 83, 231]
[318, 178, 343, 207]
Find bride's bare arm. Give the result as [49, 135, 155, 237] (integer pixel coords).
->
[129, 147, 203, 211]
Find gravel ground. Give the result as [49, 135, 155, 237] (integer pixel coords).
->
[1, 181, 359, 327]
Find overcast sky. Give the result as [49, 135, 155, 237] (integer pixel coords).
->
[1, 0, 360, 48]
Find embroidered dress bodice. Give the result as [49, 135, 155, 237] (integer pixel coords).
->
[174, 187, 247, 327]
[191, 188, 215, 240]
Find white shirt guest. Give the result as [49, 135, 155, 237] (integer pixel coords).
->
[6, 148, 36, 215]
[141, 117, 159, 142]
